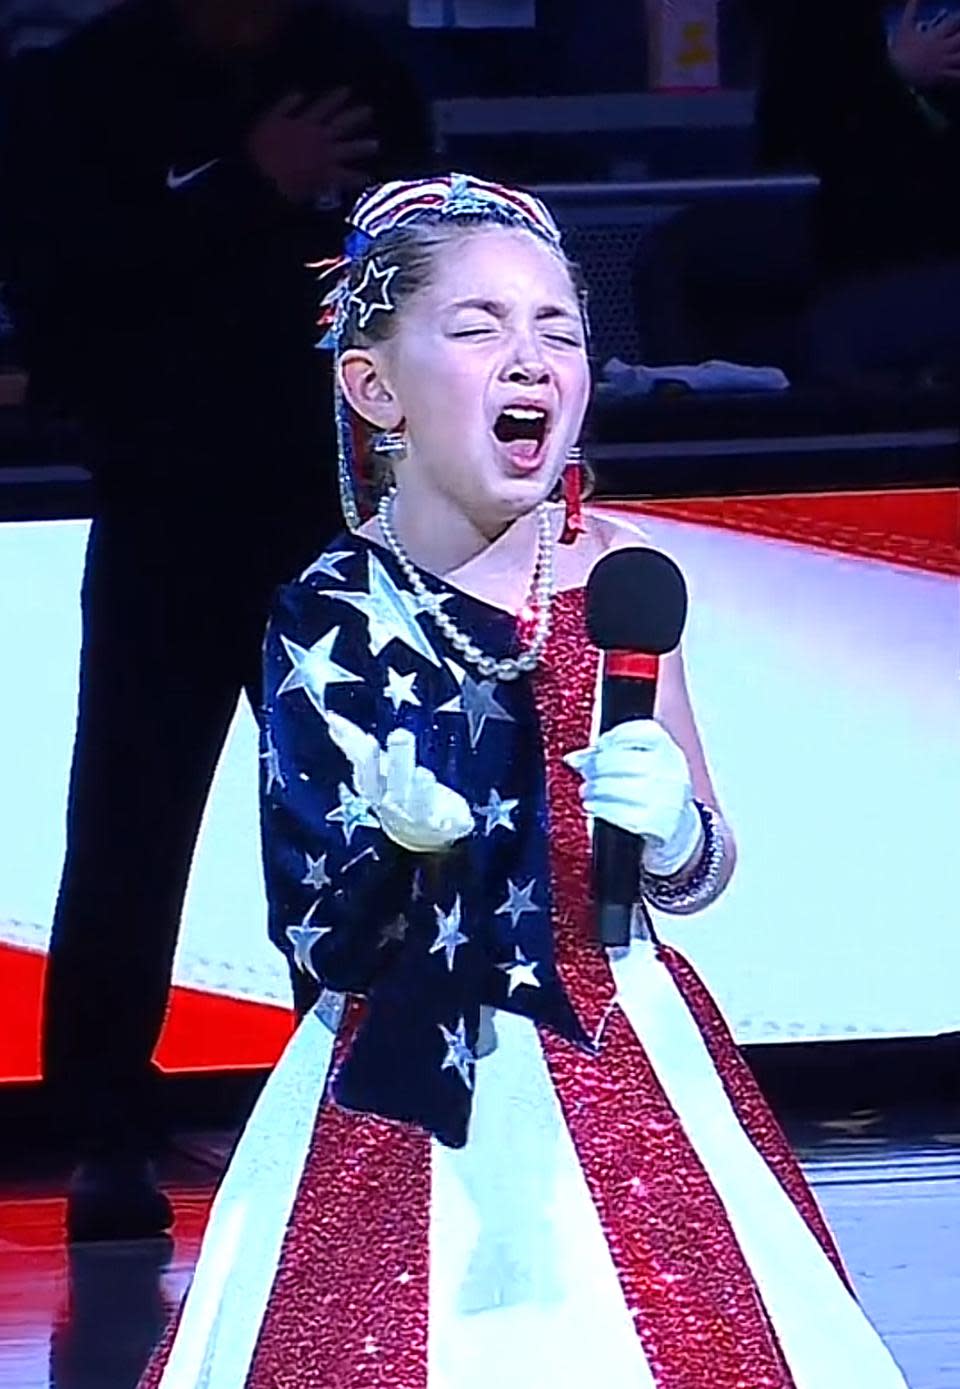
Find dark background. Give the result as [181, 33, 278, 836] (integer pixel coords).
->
[0, 0, 759, 97]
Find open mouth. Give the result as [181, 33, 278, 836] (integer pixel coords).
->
[492, 405, 551, 468]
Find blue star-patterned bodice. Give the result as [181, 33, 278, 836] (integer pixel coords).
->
[261, 533, 589, 1147]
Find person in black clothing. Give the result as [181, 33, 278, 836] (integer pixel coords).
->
[755, 0, 960, 275]
[0, 0, 431, 1242]
[753, 0, 960, 378]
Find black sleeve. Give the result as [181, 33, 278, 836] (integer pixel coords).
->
[0, 16, 433, 385]
[0, 47, 306, 384]
[8, 61, 290, 273]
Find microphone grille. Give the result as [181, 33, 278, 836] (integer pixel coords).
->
[586, 547, 688, 654]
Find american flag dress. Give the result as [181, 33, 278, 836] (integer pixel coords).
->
[140, 534, 909, 1389]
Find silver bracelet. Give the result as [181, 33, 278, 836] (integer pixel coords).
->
[640, 801, 727, 916]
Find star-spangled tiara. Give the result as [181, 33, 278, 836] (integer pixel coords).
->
[349, 171, 562, 252]
[313, 172, 565, 350]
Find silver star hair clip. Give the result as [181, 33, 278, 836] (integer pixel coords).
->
[348, 258, 400, 331]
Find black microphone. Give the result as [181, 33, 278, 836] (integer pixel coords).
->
[585, 547, 689, 947]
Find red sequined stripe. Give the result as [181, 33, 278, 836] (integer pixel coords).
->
[534, 591, 795, 1389]
[533, 590, 616, 1035]
[540, 1020, 794, 1389]
[246, 1002, 432, 1389]
[661, 947, 849, 1286]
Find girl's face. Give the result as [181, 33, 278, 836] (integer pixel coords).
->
[352, 227, 591, 535]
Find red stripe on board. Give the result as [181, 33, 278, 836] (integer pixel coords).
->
[533, 590, 794, 1389]
[623, 488, 959, 575]
[153, 987, 294, 1074]
[0, 943, 293, 1083]
[0, 945, 44, 1081]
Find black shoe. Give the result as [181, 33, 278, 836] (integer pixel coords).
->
[66, 1155, 174, 1243]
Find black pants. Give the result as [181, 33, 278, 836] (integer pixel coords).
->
[43, 477, 334, 1149]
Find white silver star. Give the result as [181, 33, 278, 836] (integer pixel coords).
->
[384, 667, 421, 713]
[495, 878, 539, 930]
[326, 554, 441, 668]
[429, 896, 469, 972]
[301, 853, 331, 891]
[299, 550, 353, 584]
[276, 627, 362, 715]
[439, 1017, 475, 1091]
[286, 900, 331, 981]
[349, 258, 400, 329]
[498, 947, 541, 997]
[326, 782, 379, 846]
[342, 845, 379, 875]
[475, 787, 519, 836]
[260, 729, 286, 795]
[437, 662, 514, 750]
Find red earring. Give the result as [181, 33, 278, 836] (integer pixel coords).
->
[560, 445, 586, 545]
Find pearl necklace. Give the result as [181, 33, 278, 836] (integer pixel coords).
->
[377, 491, 555, 682]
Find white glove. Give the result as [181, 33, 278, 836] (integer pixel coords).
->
[325, 710, 474, 854]
[564, 719, 703, 877]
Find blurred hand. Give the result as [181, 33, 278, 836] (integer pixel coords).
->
[891, 0, 960, 88]
[247, 86, 379, 203]
[325, 712, 475, 855]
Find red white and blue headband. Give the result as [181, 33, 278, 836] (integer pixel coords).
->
[314, 171, 564, 352]
[349, 172, 562, 249]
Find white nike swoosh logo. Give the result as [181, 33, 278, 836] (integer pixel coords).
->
[166, 158, 220, 191]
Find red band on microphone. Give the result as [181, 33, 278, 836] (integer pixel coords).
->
[606, 651, 660, 680]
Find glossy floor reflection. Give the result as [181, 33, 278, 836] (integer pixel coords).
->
[1, 1106, 958, 1389]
